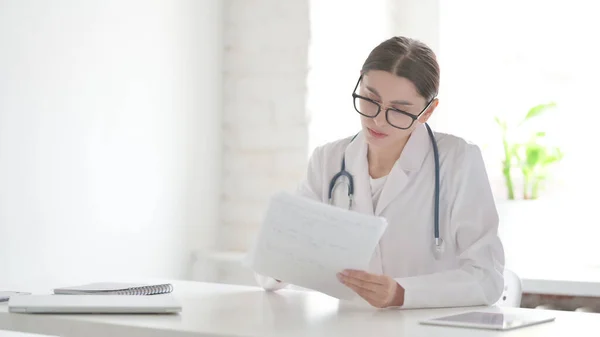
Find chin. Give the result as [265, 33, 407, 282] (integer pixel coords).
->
[364, 127, 406, 148]
[364, 132, 392, 147]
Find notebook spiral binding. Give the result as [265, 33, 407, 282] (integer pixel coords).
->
[112, 284, 174, 296]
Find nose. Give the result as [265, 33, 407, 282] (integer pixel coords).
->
[373, 107, 388, 127]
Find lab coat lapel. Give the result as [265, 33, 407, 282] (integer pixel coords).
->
[344, 132, 374, 215]
[374, 162, 409, 216]
[375, 123, 431, 215]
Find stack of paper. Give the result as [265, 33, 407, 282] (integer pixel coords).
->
[245, 192, 388, 300]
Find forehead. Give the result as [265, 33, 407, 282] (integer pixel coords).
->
[361, 70, 422, 101]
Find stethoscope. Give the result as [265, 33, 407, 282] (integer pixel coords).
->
[327, 123, 444, 256]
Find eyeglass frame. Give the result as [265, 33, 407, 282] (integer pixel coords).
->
[351, 74, 436, 130]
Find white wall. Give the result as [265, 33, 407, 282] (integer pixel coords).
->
[307, 0, 392, 153]
[218, 0, 310, 253]
[190, 0, 310, 285]
[0, 0, 222, 289]
[387, 0, 440, 55]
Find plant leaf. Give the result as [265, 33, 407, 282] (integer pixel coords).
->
[525, 145, 543, 168]
[509, 144, 521, 165]
[542, 147, 564, 165]
[520, 102, 556, 125]
[494, 116, 507, 131]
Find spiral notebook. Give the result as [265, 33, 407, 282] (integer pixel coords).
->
[53, 282, 174, 295]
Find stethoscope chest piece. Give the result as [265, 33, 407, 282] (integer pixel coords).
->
[433, 238, 445, 259]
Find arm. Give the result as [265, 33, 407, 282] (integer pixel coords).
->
[394, 143, 505, 309]
[254, 146, 324, 291]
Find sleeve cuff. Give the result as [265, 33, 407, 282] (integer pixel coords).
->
[254, 273, 288, 291]
[394, 277, 418, 308]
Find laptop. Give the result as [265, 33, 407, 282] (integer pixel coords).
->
[8, 294, 182, 314]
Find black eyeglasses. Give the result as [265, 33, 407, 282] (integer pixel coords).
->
[351, 75, 435, 130]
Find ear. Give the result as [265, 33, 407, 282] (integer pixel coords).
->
[418, 98, 439, 123]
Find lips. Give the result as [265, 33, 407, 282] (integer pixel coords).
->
[368, 127, 388, 138]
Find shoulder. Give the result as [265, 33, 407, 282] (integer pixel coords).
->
[300, 135, 357, 200]
[435, 132, 481, 157]
[433, 131, 483, 164]
[433, 131, 489, 185]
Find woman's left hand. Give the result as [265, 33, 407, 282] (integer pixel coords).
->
[337, 269, 405, 308]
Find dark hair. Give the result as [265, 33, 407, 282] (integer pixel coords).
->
[361, 36, 440, 102]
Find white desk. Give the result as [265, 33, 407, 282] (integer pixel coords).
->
[0, 330, 57, 337]
[1, 281, 599, 337]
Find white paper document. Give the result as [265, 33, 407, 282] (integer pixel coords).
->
[245, 192, 388, 300]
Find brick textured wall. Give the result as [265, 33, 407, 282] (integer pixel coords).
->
[219, 0, 310, 252]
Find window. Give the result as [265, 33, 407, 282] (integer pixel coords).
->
[439, 0, 600, 269]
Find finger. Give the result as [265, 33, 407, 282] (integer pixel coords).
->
[356, 283, 391, 303]
[344, 282, 376, 300]
[338, 272, 380, 293]
[340, 274, 398, 307]
[357, 288, 393, 308]
[341, 269, 385, 285]
[344, 283, 388, 308]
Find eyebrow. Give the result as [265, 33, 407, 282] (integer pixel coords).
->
[366, 86, 414, 106]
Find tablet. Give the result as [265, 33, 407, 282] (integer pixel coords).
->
[420, 309, 556, 331]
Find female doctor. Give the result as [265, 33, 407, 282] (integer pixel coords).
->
[255, 36, 505, 309]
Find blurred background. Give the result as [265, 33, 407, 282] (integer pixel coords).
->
[1, 0, 599, 302]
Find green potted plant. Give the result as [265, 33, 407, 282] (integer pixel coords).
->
[494, 103, 564, 268]
[494, 102, 564, 201]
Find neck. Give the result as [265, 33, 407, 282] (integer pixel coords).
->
[368, 138, 409, 178]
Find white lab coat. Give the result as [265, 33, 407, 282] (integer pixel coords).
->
[255, 123, 505, 309]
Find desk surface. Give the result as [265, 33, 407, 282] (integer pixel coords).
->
[1, 281, 599, 337]
[0, 330, 57, 337]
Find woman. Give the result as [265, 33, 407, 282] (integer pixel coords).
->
[255, 36, 505, 309]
